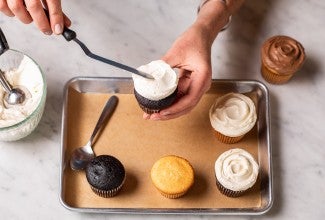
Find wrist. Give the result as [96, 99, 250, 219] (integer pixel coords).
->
[196, 0, 231, 42]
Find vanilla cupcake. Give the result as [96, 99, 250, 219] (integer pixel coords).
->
[150, 155, 194, 199]
[215, 148, 259, 197]
[261, 35, 305, 84]
[209, 93, 257, 144]
[132, 60, 178, 114]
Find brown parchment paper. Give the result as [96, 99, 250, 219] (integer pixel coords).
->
[63, 88, 261, 209]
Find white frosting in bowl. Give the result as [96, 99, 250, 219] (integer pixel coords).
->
[132, 60, 178, 101]
[0, 55, 44, 128]
[209, 93, 257, 137]
[215, 148, 259, 191]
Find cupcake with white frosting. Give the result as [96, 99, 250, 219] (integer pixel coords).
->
[215, 148, 259, 197]
[132, 60, 178, 114]
[209, 93, 257, 144]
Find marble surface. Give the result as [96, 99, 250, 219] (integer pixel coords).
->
[0, 0, 324, 219]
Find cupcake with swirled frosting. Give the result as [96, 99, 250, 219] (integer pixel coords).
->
[261, 35, 305, 84]
[215, 148, 259, 197]
[132, 60, 178, 114]
[209, 93, 257, 144]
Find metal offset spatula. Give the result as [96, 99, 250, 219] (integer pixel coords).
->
[41, 7, 153, 79]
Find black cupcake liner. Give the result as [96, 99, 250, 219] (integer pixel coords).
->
[134, 88, 178, 113]
[216, 179, 246, 198]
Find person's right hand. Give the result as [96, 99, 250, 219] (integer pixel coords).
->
[0, 0, 71, 35]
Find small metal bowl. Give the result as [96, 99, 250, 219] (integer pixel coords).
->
[0, 49, 46, 141]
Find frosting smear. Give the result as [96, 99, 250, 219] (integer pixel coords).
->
[209, 93, 257, 137]
[132, 60, 178, 101]
[215, 148, 259, 191]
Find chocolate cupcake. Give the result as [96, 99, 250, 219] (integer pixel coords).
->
[215, 148, 259, 197]
[86, 155, 126, 198]
[261, 35, 305, 84]
[209, 93, 257, 144]
[132, 60, 178, 114]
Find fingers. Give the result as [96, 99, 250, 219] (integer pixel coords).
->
[24, 0, 51, 34]
[0, 0, 14, 16]
[63, 13, 71, 27]
[2, 0, 68, 35]
[6, 0, 32, 24]
[45, 0, 64, 34]
[145, 69, 211, 120]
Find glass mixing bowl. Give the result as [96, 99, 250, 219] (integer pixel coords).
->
[0, 49, 47, 141]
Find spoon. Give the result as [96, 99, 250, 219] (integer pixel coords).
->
[70, 95, 118, 170]
[0, 69, 26, 105]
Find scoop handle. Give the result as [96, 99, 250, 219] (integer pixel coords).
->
[0, 28, 9, 55]
[0, 69, 13, 93]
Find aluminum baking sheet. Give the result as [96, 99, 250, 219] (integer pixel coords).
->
[59, 77, 273, 215]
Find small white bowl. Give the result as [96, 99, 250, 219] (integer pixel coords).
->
[0, 50, 46, 141]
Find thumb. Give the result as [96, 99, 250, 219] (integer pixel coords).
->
[161, 50, 180, 68]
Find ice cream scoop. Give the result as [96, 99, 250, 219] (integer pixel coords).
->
[0, 69, 26, 105]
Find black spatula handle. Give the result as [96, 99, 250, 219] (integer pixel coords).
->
[0, 28, 9, 55]
[43, 8, 76, 41]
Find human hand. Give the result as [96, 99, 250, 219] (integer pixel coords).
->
[0, 0, 71, 35]
[143, 23, 214, 120]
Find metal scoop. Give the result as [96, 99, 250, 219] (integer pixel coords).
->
[70, 95, 118, 170]
[0, 69, 26, 105]
[0, 29, 26, 106]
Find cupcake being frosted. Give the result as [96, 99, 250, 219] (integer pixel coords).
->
[132, 60, 178, 114]
[261, 35, 305, 84]
[209, 93, 257, 144]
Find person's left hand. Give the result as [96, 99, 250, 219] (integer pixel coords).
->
[144, 22, 214, 120]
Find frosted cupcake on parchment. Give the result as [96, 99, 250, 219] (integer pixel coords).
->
[215, 148, 259, 197]
[132, 60, 178, 114]
[209, 93, 257, 144]
[261, 35, 305, 84]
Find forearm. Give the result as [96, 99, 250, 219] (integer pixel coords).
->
[194, 0, 245, 45]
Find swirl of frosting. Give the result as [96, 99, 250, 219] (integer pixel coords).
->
[132, 60, 178, 101]
[209, 93, 257, 137]
[215, 148, 259, 191]
[261, 35, 305, 75]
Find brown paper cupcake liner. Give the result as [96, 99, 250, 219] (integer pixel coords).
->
[261, 64, 294, 84]
[158, 190, 187, 199]
[90, 177, 126, 198]
[213, 129, 244, 144]
[216, 179, 245, 198]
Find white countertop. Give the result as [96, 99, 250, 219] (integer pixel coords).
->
[0, 0, 324, 219]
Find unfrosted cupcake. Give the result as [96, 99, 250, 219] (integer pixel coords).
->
[215, 148, 259, 197]
[132, 60, 178, 114]
[261, 35, 305, 84]
[85, 155, 126, 198]
[150, 155, 194, 199]
[209, 93, 257, 144]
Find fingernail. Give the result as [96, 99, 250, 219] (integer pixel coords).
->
[54, 24, 63, 34]
[160, 111, 170, 116]
[151, 116, 160, 121]
[143, 114, 150, 120]
[44, 30, 52, 35]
